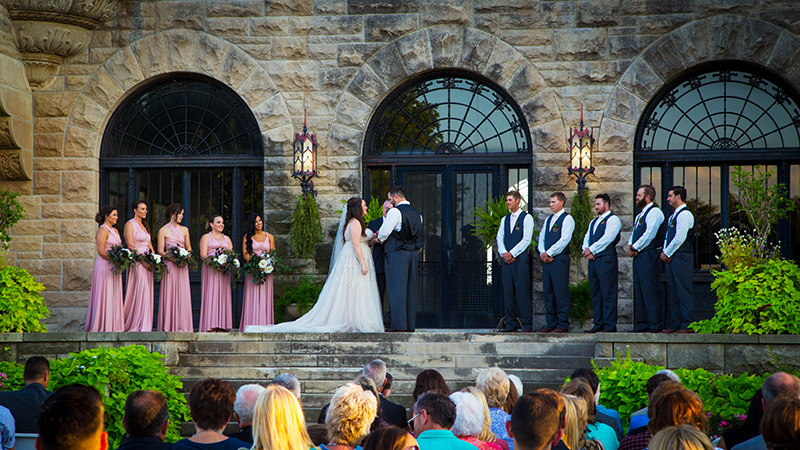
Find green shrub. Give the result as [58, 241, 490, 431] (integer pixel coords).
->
[569, 190, 593, 264]
[569, 280, 591, 326]
[0, 362, 24, 391]
[289, 194, 323, 259]
[471, 196, 511, 251]
[0, 265, 49, 332]
[275, 275, 324, 323]
[0, 189, 25, 255]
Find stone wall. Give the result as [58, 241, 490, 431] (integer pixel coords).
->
[4, 0, 800, 331]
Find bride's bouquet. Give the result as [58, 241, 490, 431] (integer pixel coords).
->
[244, 251, 289, 285]
[167, 245, 198, 270]
[202, 248, 242, 281]
[137, 250, 167, 281]
[107, 245, 137, 275]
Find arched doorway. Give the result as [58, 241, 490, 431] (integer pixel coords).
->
[364, 70, 532, 328]
[99, 73, 264, 329]
[634, 62, 800, 318]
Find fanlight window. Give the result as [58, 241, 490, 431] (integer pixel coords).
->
[368, 75, 529, 155]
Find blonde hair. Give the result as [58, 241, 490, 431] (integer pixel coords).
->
[326, 382, 378, 446]
[561, 394, 588, 450]
[476, 367, 510, 408]
[462, 386, 498, 442]
[649, 425, 713, 450]
[252, 385, 316, 450]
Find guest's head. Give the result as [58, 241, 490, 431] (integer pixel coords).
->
[656, 369, 681, 383]
[762, 372, 800, 405]
[382, 372, 394, 398]
[24, 355, 50, 386]
[205, 214, 224, 233]
[353, 375, 383, 431]
[234, 384, 266, 427]
[305, 423, 328, 447]
[123, 390, 170, 440]
[649, 425, 713, 450]
[388, 186, 407, 204]
[509, 374, 523, 397]
[270, 373, 301, 399]
[646, 373, 673, 400]
[476, 366, 510, 409]
[461, 386, 499, 442]
[508, 390, 563, 450]
[647, 384, 708, 435]
[412, 392, 457, 434]
[761, 396, 800, 450]
[570, 368, 600, 404]
[450, 392, 485, 438]
[36, 384, 107, 450]
[188, 378, 236, 433]
[561, 378, 596, 423]
[326, 382, 378, 447]
[382, 200, 394, 217]
[362, 426, 418, 450]
[252, 385, 314, 450]
[504, 378, 520, 414]
[362, 359, 387, 390]
[561, 394, 588, 450]
[412, 369, 450, 401]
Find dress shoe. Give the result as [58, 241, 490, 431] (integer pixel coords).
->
[551, 328, 568, 333]
[500, 327, 518, 333]
[537, 326, 555, 333]
[599, 328, 617, 333]
[585, 326, 602, 333]
[675, 328, 694, 334]
[660, 329, 676, 334]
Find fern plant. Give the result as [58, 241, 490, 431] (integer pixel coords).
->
[471, 196, 537, 252]
[289, 194, 323, 259]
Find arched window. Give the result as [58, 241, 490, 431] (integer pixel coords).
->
[100, 73, 264, 327]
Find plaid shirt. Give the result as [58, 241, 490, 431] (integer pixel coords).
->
[618, 430, 652, 450]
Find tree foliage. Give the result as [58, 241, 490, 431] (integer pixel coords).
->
[289, 194, 323, 259]
[730, 165, 794, 245]
[0, 189, 25, 256]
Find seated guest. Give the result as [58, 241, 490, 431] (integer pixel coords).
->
[354, 375, 388, 431]
[719, 390, 763, 450]
[230, 384, 266, 444]
[117, 390, 177, 450]
[363, 359, 407, 428]
[251, 385, 316, 450]
[643, 383, 708, 450]
[477, 367, 513, 450]
[761, 396, 800, 450]
[36, 385, 107, 450]
[509, 375, 523, 397]
[450, 392, 502, 450]
[504, 381, 520, 415]
[381, 372, 394, 398]
[507, 390, 564, 450]
[270, 373, 301, 400]
[361, 426, 418, 450]
[462, 387, 509, 450]
[629, 370, 680, 423]
[322, 382, 378, 450]
[0, 356, 53, 433]
[561, 394, 603, 450]
[0, 406, 13, 450]
[411, 393, 478, 450]
[561, 379, 618, 450]
[570, 368, 623, 440]
[731, 372, 800, 450]
[413, 369, 451, 401]
[178, 378, 249, 450]
[306, 424, 329, 447]
[627, 373, 673, 434]
[649, 425, 713, 450]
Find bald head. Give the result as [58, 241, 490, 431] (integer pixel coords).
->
[762, 372, 800, 405]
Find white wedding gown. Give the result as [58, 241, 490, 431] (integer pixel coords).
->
[244, 222, 384, 333]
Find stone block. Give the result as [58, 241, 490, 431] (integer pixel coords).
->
[641, 37, 685, 83]
[195, 34, 230, 80]
[43, 243, 95, 260]
[34, 134, 63, 157]
[530, 118, 566, 154]
[7, 236, 42, 253]
[572, 60, 630, 84]
[82, 69, 122, 111]
[308, 43, 339, 60]
[33, 171, 60, 195]
[69, 95, 108, 132]
[328, 123, 362, 156]
[162, 31, 199, 74]
[368, 43, 409, 90]
[498, 10, 574, 30]
[707, 15, 745, 61]
[669, 20, 711, 68]
[345, 64, 387, 106]
[63, 259, 92, 291]
[264, 124, 294, 145]
[16, 258, 61, 276]
[498, 29, 552, 47]
[42, 203, 99, 220]
[608, 34, 657, 60]
[219, 49, 259, 91]
[33, 157, 96, 172]
[459, 28, 496, 73]
[34, 92, 78, 118]
[619, 58, 663, 102]
[264, 0, 314, 15]
[154, 1, 205, 31]
[34, 118, 68, 134]
[535, 62, 571, 87]
[88, 47, 118, 66]
[336, 43, 383, 66]
[396, 31, 434, 74]
[474, 0, 541, 14]
[667, 343, 724, 371]
[767, 31, 800, 78]
[760, 9, 800, 35]
[620, 0, 691, 15]
[637, 14, 692, 35]
[252, 94, 292, 132]
[485, 40, 528, 87]
[272, 36, 308, 59]
[605, 86, 645, 125]
[57, 307, 89, 332]
[520, 90, 561, 128]
[207, 17, 249, 37]
[420, 0, 472, 27]
[576, 0, 619, 27]
[347, 0, 417, 14]
[364, 14, 418, 42]
[60, 220, 98, 244]
[740, 18, 783, 67]
[474, 13, 499, 34]
[315, 0, 346, 14]
[251, 17, 290, 36]
[63, 127, 99, 158]
[308, 15, 361, 35]
[599, 118, 636, 153]
[238, 72, 279, 109]
[554, 28, 607, 61]
[696, 0, 753, 16]
[505, 63, 547, 105]
[429, 26, 464, 68]
[208, 1, 263, 17]
[265, 60, 319, 92]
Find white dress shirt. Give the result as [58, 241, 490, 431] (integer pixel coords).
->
[496, 210, 535, 258]
[627, 202, 665, 251]
[377, 201, 422, 242]
[537, 209, 575, 257]
[662, 204, 694, 257]
[582, 211, 622, 254]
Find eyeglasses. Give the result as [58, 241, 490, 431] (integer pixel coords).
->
[407, 412, 420, 425]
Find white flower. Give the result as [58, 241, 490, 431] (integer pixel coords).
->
[122, 248, 131, 255]
[152, 254, 161, 263]
[216, 254, 228, 265]
[233, 259, 240, 267]
[264, 264, 273, 274]
[258, 259, 268, 270]
[178, 248, 189, 257]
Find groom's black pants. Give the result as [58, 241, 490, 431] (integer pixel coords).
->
[385, 249, 419, 331]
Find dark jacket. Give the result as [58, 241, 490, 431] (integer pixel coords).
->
[0, 382, 53, 433]
[380, 395, 408, 429]
[368, 217, 385, 274]
[227, 425, 253, 445]
[116, 435, 179, 450]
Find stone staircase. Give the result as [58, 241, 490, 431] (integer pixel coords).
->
[169, 331, 597, 420]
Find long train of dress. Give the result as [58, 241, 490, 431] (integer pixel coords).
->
[245, 224, 384, 333]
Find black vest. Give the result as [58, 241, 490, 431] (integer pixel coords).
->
[589, 213, 620, 257]
[544, 212, 569, 250]
[665, 207, 694, 254]
[504, 210, 528, 250]
[384, 203, 422, 252]
[631, 204, 664, 252]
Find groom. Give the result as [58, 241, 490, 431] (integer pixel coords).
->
[376, 186, 423, 332]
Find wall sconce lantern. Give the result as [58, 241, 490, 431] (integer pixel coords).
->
[568, 104, 595, 195]
[292, 110, 318, 197]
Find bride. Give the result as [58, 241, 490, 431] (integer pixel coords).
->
[244, 197, 384, 333]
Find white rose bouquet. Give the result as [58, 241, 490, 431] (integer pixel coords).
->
[107, 245, 137, 274]
[244, 250, 288, 285]
[202, 248, 242, 280]
[167, 245, 198, 270]
[137, 250, 167, 281]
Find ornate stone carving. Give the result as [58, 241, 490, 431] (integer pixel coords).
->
[1, 0, 119, 89]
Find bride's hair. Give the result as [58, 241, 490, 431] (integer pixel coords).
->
[343, 197, 367, 242]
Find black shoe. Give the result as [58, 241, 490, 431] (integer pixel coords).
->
[585, 326, 602, 333]
[500, 327, 518, 332]
[520, 328, 533, 333]
[599, 328, 617, 333]
[537, 326, 555, 333]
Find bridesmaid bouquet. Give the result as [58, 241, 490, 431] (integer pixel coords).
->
[244, 251, 288, 285]
[108, 245, 137, 275]
[202, 249, 242, 279]
[137, 250, 167, 281]
[167, 245, 198, 270]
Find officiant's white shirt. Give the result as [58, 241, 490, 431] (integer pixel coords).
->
[377, 201, 422, 242]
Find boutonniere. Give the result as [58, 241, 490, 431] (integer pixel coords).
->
[552, 225, 560, 232]
[514, 225, 521, 231]
[600, 218, 607, 225]
[636, 216, 644, 226]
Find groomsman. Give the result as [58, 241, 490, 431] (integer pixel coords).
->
[537, 192, 574, 333]
[660, 186, 695, 333]
[582, 194, 621, 333]
[368, 200, 393, 303]
[496, 191, 535, 332]
[627, 185, 665, 332]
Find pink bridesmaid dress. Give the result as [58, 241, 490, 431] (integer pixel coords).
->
[85, 224, 124, 332]
[123, 219, 154, 332]
[239, 237, 274, 329]
[157, 222, 193, 332]
[198, 234, 233, 332]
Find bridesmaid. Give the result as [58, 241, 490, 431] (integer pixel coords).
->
[123, 201, 155, 332]
[198, 214, 234, 332]
[239, 213, 276, 330]
[157, 203, 193, 332]
[85, 205, 124, 332]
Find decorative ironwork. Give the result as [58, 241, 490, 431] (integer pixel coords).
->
[568, 104, 595, 195]
[292, 110, 318, 197]
[366, 74, 530, 155]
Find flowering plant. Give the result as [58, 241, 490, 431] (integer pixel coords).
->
[707, 411, 746, 441]
[167, 245, 198, 270]
[202, 248, 242, 280]
[137, 250, 167, 281]
[715, 227, 779, 271]
[108, 245, 137, 274]
[244, 250, 288, 285]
